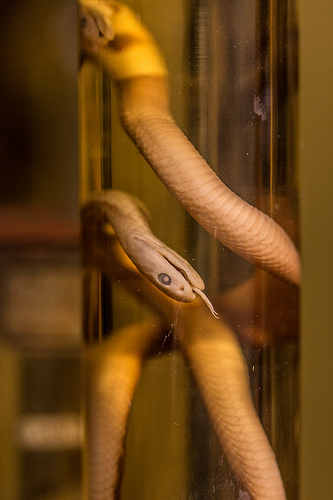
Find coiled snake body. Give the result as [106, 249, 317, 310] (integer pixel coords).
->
[80, 1, 299, 498]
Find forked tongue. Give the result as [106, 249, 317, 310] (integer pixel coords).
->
[192, 287, 219, 319]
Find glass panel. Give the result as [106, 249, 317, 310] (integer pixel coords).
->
[79, 1, 299, 498]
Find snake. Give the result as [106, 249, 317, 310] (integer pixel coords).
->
[83, 190, 219, 316]
[82, 210, 286, 500]
[79, 0, 300, 287]
[79, 0, 299, 498]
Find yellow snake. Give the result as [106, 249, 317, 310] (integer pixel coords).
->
[79, 1, 299, 498]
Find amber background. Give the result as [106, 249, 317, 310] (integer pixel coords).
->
[299, 1, 333, 498]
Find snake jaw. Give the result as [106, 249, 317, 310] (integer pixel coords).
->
[155, 248, 219, 318]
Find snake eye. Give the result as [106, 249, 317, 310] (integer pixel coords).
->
[158, 273, 171, 286]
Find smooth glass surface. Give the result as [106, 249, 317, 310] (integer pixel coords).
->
[80, 1, 299, 498]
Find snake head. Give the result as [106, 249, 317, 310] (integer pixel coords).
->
[130, 240, 197, 303]
[129, 236, 219, 317]
[79, 0, 115, 52]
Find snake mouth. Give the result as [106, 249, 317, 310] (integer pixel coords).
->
[158, 254, 218, 317]
[157, 248, 204, 288]
[162, 255, 219, 318]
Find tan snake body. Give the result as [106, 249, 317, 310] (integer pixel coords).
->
[82, 207, 286, 499]
[79, 0, 301, 286]
[79, 1, 298, 498]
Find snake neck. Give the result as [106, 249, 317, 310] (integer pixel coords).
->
[116, 77, 301, 286]
[116, 76, 170, 121]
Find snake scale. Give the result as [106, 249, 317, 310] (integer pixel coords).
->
[79, 1, 300, 498]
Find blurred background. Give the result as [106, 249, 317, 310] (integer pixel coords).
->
[0, 0, 332, 499]
[299, 1, 333, 498]
[0, 1, 81, 499]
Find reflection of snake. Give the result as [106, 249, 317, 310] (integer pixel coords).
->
[79, 0, 300, 286]
[82, 209, 287, 500]
[79, 1, 296, 498]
